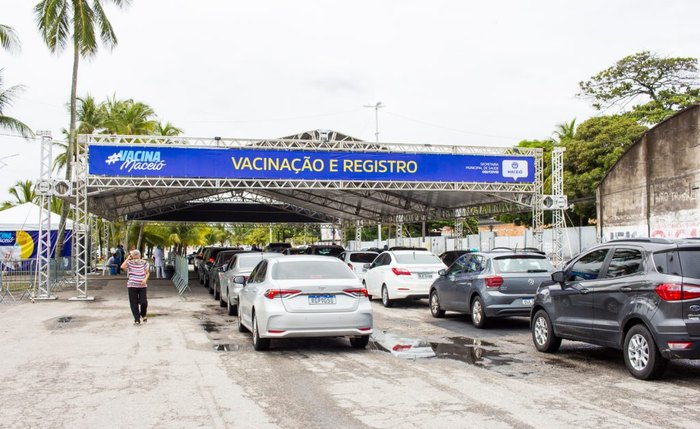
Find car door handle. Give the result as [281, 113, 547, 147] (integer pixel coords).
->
[620, 286, 632, 292]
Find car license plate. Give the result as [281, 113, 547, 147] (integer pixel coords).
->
[309, 295, 336, 305]
[522, 298, 534, 306]
[418, 273, 433, 279]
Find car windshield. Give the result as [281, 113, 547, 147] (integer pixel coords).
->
[494, 256, 553, 273]
[238, 255, 263, 269]
[312, 247, 344, 256]
[350, 253, 377, 263]
[272, 261, 355, 280]
[395, 253, 442, 265]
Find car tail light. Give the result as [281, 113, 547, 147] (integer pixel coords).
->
[485, 276, 504, 288]
[208, 257, 215, 263]
[343, 288, 369, 297]
[392, 344, 412, 351]
[359, 327, 372, 331]
[264, 289, 301, 299]
[392, 267, 411, 276]
[655, 283, 700, 301]
[348, 263, 354, 270]
[667, 341, 692, 350]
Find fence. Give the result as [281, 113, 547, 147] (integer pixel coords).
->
[171, 255, 191, 296]
[0, 258, 75, 304]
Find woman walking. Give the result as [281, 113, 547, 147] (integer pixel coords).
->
[121, 249, 150, 325]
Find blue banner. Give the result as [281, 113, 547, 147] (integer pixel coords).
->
[88, 145, 535, 183]
[0, 230, 72, 259]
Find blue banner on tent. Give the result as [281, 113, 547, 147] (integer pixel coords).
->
[88, 145, 535, 183]
[0, 230, 72, 259]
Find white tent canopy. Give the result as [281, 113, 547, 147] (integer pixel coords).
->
[0, 202, 74, 231]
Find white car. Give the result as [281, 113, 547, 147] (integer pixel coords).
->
[363, 250, 447, 307]
[221, 252, 276, 316]
[338, 251, 379, 280]
[236, 255, 373, 351]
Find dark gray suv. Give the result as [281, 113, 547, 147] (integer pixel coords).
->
[531, 238, 700, 380]
[429, 250, 555, 328]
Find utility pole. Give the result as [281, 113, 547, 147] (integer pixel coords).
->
[363, 101, 383, 142]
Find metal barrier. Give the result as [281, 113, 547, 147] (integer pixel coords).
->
[0, 259, 36, 303]
[171, 255, 191, 296]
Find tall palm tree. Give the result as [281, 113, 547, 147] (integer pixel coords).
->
[553, 119, 577, 144]
[34, 0, 131, 258]
[102, 98, 157, 135]
[0, 24, 21, 52]
[155, 121, 183, 136]
[0, 70, 33, 137]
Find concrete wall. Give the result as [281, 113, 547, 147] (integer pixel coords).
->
[598, 104, 700, 241]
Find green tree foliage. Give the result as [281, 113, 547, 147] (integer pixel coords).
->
[564, 115, 647, 222]
[0, 70, 33, 137]
[578, 51, 700, 124]
[3, 180, 37, 207]
[0, 23, 20, 52]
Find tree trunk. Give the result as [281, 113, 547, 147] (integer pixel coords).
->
[136, 222, 144, 252]
[55, 40, 80, 259]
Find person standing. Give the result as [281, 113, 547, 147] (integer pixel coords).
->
[153, 245, 165, 279]
[121, 249, 150, 325]
[116, 244, 126, 274]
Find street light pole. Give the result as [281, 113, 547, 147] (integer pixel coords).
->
[363, 101, 383, 142]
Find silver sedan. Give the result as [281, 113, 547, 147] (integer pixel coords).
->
[236, 255, 373, 351]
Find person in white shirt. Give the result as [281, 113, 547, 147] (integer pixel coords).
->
[153, 245, 165, 279]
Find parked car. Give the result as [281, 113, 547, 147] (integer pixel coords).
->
[304, 245, 345, 257]
[221, 252, 276, 315]
[429, 251, 554, 328]
[363, 250, 446, 307]
[199, 247, 239, 287]
[264, 242, 292, 253]
[187, 252, 197, 265]
[208, 249, 248, 299]
[531, 238, 700, 380]
[438, 250, 473, 267]
[338, 251, 379, 280]
[196, 246, 217, 284]
[236, 255, 373, 351]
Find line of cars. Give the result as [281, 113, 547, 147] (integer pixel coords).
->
[195, 239, 700, 380]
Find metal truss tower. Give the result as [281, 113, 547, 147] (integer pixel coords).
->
[34, 132, 56, 300]
[70, 135, 94, 301]
[532, 148, 545, 250]
[551, 147, 566, 266]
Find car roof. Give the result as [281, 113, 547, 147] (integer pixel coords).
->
[594, 238, 700, 251]
[391, 250, 435, 255]
[268, 255, 345, 263]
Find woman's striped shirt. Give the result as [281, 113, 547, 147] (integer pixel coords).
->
[126, 260, 149, 288]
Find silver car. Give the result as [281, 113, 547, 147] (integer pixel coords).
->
[236, 255, 373, 351]
[338, 251, 379, 280]
[221, 252, 276, 315]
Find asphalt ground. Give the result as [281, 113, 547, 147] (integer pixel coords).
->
[1, 269, 700, 428]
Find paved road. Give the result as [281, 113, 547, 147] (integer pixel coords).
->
[2, 273, 700, 428]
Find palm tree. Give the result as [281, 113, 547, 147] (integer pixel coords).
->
[553, 119, 577, 143]
[155, 121, 183, 136]
[34, 0, 131, 258]
[5, 180, 37, 206]
[77, 94, 105, 134]
[0, 70, 33, 137]
[0, 24, 20, 52]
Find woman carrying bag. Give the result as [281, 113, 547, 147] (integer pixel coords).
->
[121, 249, 150, 325]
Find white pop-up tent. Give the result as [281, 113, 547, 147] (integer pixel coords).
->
[0, 202, 74, 259]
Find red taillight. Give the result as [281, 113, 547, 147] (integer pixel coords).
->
[392, 267, 411, 276]
[655, 284, 700, 300]
[343, 288, 369, 297]
[264, 289, 301, 299]
[268, 330, 286, 334]
[485, 276, 504, 288]
[392, 344, 412, 351]
[208, 257, 215, 263]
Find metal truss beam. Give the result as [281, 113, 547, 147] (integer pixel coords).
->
[255, 189, 378, 222]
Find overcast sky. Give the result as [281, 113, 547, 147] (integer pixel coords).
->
[1, 0, 698, 202]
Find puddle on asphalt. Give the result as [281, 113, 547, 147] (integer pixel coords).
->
[213, 343, 240, 352]
[201, 321, 220, 333]
[369, 331, 519, 368]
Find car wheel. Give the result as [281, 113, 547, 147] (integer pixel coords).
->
[350, 336, 370, 349]
[227, 294, 236, 316]
[532, 310, 561, 353]
[214, 285, 221, 302]
[199, 272, 204, 285]
[218, 289, 225, 307]
[381, 285, 393, 308]
[430, 291, 446, 318]
[237, 304, 247, 333]
[470, 296, 488, 328]
[208, 278, 214, 295]
[252, 314, 270, 351]
[623, 324, 668, 380]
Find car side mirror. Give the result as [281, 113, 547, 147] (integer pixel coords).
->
[233, 275, 246, 285]
[438, 269, 446, 276]
[551, 271, 566, 284]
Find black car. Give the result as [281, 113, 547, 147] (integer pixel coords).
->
[199, 247, 239, 286]
[196, 246, 216, 284]
[264, 242, 292, 253]
[304, 245, 345, 257]
[208, 249, 248, 300]
[531, 238, 700, 380]
[438, 250, 473, 267]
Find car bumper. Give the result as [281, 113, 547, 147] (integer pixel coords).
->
[655, 332, 700, 360]
[261, 310, 373, 339]
[387, 277, 435, 299]
[483, 292, 534, 318]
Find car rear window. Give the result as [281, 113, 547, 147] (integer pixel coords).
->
[679, 249, 700, 279]
[272, 261, 355, 280]
[311, 247, 344, 256]
[653, 250, 683, 276]
[350, 253, 377, 263]
[494, 256, 553, 273]
[395, 253, 442, 265]
[238, 255, 263, 269]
